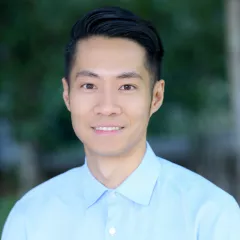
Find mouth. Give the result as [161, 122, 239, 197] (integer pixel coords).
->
[91, 126, 124, 135]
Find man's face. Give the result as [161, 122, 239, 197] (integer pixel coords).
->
[62, 36, 164, 157]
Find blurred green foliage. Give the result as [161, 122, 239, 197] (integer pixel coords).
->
[0, 0, 226, 151]
[0, 196, 17, 236]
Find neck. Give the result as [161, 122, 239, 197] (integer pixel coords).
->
[85, 141, 147, 189]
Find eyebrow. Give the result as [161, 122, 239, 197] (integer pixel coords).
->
[117, 71, 143, 80]
[75, 70, 143, 80]
[76, 70, 99, 79]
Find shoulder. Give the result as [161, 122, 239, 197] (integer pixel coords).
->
[157, 157, 237, 208]
[11, 165, 85, 215]
[156, 157, 240, 235]
[2, 166, 86, 238]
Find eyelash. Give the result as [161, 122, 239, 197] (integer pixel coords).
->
[81, 83, 96, 89]
[80, 84, 136, 91]
[119, 84, 136, 91]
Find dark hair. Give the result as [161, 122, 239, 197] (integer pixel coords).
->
[64, 6, 164, 84]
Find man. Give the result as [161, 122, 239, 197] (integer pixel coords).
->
[2, 6, 240, 240]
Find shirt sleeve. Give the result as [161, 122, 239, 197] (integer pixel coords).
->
[198, 196, 240, 240]
[1, 201, 27, 240]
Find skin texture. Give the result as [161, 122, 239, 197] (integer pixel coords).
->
[62, 36, 165, 188]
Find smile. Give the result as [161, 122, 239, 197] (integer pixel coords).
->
[94, 126, 123, 131]
[92, 126, 124, 135]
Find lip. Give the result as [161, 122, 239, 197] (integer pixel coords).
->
[92, 124, 124, 128]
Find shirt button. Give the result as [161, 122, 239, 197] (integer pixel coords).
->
[110, 191, 117, 198]
[109, 227, 116, 236]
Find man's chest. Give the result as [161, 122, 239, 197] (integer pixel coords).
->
[28, 198, 194, 240]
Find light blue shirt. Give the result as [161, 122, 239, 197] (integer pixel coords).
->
[2, 143, 240, 240]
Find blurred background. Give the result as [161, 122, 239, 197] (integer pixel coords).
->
[0, 0, 240, 234]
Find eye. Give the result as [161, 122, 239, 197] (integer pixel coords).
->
[81, 83, 96, 90]
[119, 84, 136, 91]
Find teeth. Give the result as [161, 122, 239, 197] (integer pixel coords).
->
[95, 127, 121, 131]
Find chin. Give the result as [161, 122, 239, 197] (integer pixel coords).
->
[85, 141, 127, 157]
[95, 150, 123, 158]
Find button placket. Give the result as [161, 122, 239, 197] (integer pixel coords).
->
[106, 190, 119, 238]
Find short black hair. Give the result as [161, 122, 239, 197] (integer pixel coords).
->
[64, 6, 164, 84]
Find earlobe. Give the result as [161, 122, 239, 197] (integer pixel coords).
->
[62, 78, 71, 111]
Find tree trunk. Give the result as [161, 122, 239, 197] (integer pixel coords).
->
[225, 0, 240, 202]
[18, 142, 41, 197]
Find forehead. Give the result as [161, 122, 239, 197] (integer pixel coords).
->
[73, 36, 147, 76]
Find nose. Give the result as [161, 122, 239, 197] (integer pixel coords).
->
[94, 89, 121, 116]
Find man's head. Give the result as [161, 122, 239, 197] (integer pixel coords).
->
[62, 6, 165, 157]
[64, 6, 164, 87]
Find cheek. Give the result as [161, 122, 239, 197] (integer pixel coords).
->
[69, 93, 94, 115]
[69, 90, 151, 120]
[124, 96, 151, 119]
[69, 95, 93, 134]
[69, 94, 92, 137]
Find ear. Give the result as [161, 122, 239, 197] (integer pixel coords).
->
[62, 78, 71, 111]
[150, 79, 165, 116]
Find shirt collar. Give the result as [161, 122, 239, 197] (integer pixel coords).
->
[82, 142, 161, 208]
[82, 163, 108, 209]
[116, 142, 161, 205]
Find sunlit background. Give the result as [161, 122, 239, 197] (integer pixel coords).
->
[1, 0, 240, 234]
